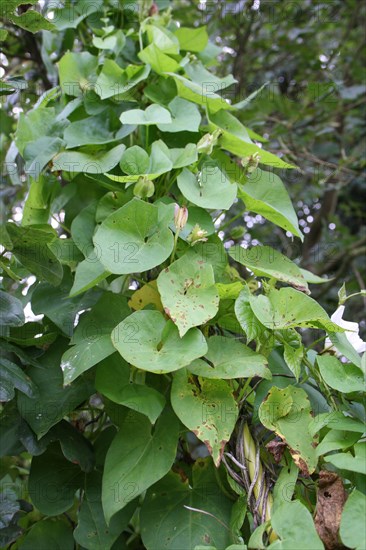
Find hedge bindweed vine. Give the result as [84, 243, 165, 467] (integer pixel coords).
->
[0, 2, 365, 549]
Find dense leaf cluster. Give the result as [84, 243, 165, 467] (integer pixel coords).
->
[0, 1, 365, 549]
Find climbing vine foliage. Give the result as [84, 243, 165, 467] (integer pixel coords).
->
[0, 2, 365, 549]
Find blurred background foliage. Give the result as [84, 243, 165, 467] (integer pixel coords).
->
[1, 0, 365, 331]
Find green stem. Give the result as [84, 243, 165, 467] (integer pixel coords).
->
[220, 210, 245, 231]
[51, 214, 70, 233]
[343, 290, 366, 303]
[138, 27, 143, 50]
[165, 171, 179, 195]
[238, 377, 252, 403]
[170, 228, 180, 263]
[305, 334, 327, 351]
[212, 211, 223, 224]
[303, 356, 339, 410]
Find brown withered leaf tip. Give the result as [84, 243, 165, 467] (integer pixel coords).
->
[288, 448, 311, 477]
[314, 470, 348, 550]
[266, 438, 287, 464]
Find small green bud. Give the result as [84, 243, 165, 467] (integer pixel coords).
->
[133, 176, 155, 198]
[197, 129, 222, 155]
[197, 133, 214, 155]
[338, 282, 347, 305]
[241, 152, 260, 174]
[230, 226, 245, 240]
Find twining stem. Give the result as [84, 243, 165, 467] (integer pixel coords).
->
[242, 422, 277, 544]
[343, 290, 366, 303]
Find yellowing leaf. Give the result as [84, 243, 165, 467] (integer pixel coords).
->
[259, 386, 319, 474]
[128, 280, 163, 312]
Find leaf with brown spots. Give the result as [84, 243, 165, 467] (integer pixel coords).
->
[157, 253, 219, 336]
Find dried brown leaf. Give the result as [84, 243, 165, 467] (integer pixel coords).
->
[314, 470, 348, 550]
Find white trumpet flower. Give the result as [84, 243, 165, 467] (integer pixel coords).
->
[325, 305, 366, 354]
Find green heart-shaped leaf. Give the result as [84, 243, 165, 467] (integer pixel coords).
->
[187, 335, 270, 379]
[93, 198, 174, 274]
[174, 26, 208, 52]
[316, 355, 364, 393]
[238, 169, 303, 239]
[95, 59, 150, 100]
[111, 310, 208, 373]
[157, 97, 201, 133]
[140, 459, 233, 550]
[58, 51, 98, 97]
[168, 73, 234, 113]
[52, 144, 126, 174]
[138, 43, 180, 74]
[120, 104, 172, 126]
[120, 145, 150, 175]
[177, 163, 237, 210]
[102, 408, 179, 522]
[95, 354, 166, 424]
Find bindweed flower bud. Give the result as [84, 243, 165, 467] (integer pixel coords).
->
[241, 152, 260, 174]
[197, 128, 222, 155]
[174, 204, 188, 230]
[197, 133, 214, 155]
[187, 224, 208, 245]
[148, 2, 159, 16]
[230, 226, 245, 240]
[133, 176, 155, 198]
